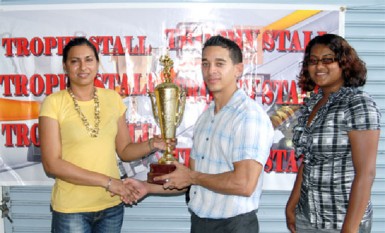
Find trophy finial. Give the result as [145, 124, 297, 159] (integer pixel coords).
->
[159, 54, 174, 83]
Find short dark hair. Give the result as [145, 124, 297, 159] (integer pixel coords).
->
[298, 34, 367, 91]
[202, 35, 242, 64]
[62, 37, 99, 63]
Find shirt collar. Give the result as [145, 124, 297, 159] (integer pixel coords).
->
[208, 89, 244, 113]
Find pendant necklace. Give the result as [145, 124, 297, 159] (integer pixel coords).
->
[68, 88, 100, 137]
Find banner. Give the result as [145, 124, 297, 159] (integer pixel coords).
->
[0, 3, 344, 189]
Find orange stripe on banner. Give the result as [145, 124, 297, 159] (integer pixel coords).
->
[264, 10, 322, 30]
[0, 98, 40, 121]
[253, 10, 322, 64]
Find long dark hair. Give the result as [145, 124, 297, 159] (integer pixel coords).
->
[298, 34, 367, 91]
[63, 37, 99, 87]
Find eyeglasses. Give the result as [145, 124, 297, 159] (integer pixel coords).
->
[306, 57, 338, 66]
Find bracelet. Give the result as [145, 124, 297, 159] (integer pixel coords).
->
[105, 178, 112, 192]
[148, 138, 155, 152]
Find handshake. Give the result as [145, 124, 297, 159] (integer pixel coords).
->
[106, 178, 149, 205]
[107, 160, 193, 205]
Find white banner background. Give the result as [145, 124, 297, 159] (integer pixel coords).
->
[0, 3, 344, 189]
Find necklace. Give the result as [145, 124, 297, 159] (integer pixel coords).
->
[68, 88, 100, 137]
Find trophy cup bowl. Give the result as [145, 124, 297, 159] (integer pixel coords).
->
[147, 54, 186, 185]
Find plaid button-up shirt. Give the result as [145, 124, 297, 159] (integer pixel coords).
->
[292, 87, 381, 230]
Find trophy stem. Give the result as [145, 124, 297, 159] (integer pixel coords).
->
[158, 142, 176, 164]
[147, 140, 177, 185]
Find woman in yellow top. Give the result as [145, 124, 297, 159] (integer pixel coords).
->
[39, 37, 167, 233]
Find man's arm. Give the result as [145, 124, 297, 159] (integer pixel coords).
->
[156, 158, 262, 197]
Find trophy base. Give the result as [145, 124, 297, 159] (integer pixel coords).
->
[147, 163, 176, 185]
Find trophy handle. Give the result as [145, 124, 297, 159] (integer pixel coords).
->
[175, 90, 186, 127]
[148, 92, 160, 125]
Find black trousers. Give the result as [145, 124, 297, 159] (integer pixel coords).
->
[191, 210, 259, 233]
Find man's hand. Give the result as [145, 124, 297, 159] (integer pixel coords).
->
[153, 161, 193, 190]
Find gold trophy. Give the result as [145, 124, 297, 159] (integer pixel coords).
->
[147, 54, 186, 184]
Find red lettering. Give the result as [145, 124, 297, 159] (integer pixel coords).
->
[262, 81, 274, 105]
[288, 31, 302, 51]
[13, 75, 29, 96]
[137, 36, 146, 55]
[286, 150, 301, 172]
[132, 73, 146, 95]
[1, 123, 31, 147]
[99, 36, 113, 55]
[276, 30, 290, 52]
[30, 37, 44, 56]
[264, 149, 301, 173]
[0, 75, 15, 96]
[273, 150, 286, 172]
[175, 148, 191, 167]
[44, 74, 60, 95]
[119, 73, 130, 96]
[30, 74, 45, 96]
[288, 80, 299, 104]
[112, 36, 124, 55]
[262, 31, 274, 52]
[303, 31, 313, 49]
[273, 80, 287, 105]
[16, 124, 31, 146]
[57, 37, 74, 55]
[101, 73, 119, 90]
[2, 38, 14, 57]
[44, 37, 58, 56]
[165, 29, 177, 50]
[2, 124, 15, 146]
[30, 123, 39, 146]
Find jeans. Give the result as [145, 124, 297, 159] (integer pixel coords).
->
[51, 203, 124, 233]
